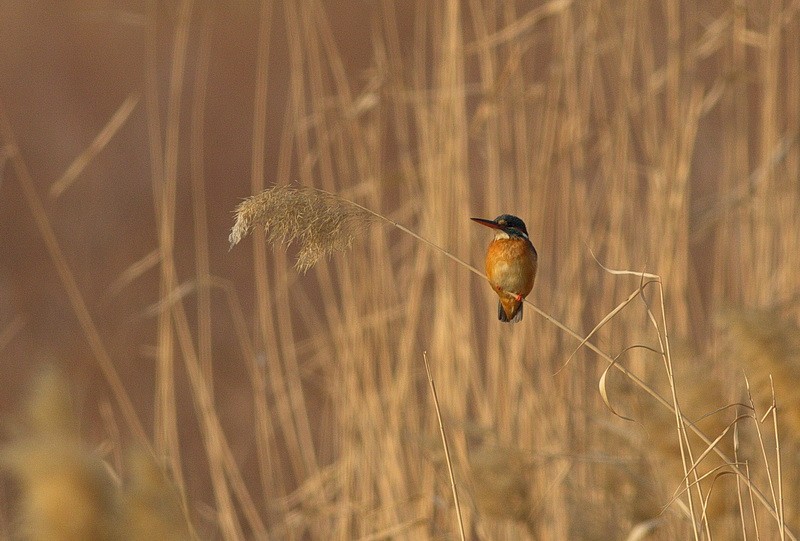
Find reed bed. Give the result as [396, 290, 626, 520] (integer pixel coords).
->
[0, 1, 799, 539]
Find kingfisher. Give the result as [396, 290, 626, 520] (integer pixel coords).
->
[471, 214, 538, 323]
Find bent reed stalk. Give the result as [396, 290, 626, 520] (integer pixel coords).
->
[229, 184, 795, 540]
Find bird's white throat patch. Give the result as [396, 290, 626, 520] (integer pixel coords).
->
[494, 229, 529, 241]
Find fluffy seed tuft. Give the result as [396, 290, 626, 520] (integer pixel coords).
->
[229, 185, 374, 273]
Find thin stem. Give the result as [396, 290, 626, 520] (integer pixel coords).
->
[423, 352, 466, 541]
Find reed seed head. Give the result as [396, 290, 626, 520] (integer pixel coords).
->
[229, 185, 375, 273]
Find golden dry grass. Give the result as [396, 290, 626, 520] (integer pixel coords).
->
[0, 1, 799, 540]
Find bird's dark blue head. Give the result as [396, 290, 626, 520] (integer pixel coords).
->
[471, 214, 529, 239]
[493, 214, 528, 237]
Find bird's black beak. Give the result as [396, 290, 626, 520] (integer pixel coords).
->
[471, 217, 503, 230]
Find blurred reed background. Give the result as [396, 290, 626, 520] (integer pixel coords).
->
[0, 1, 798, 539]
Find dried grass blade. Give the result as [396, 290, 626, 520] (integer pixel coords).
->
[50, 92, 141, 198]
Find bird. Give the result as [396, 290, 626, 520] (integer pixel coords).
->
[471, 214, 538, 323]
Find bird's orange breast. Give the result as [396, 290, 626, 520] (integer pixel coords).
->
[485, 238, 538, 299]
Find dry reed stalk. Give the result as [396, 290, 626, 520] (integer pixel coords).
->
[277, 3, 333, 495]
[105, 250, 161, 301]
[6, 1, 800, 539]
[49, 92, 141, 199]
[190, 6, 215, 391]
[571, 265, 796, 538]
[150, 0, 191, 510]
[143, 4, 257, 537]
[719, 308, 800, 438]
[423, 352, 466, 541]
[719, 307, 800, 530]
[241, 0, 288, 521]
[162, 269, 267, 537]
[615, 345, 742, 539]
[229, 181, 797, 537]
[0, 97, 147, 445]
[251, 5, 310, 509]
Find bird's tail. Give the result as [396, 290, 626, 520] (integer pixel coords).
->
[498, 299, 523, 323]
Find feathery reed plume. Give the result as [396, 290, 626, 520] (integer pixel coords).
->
[1, 367, 121, 541]
[229, 185, 375, 273]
